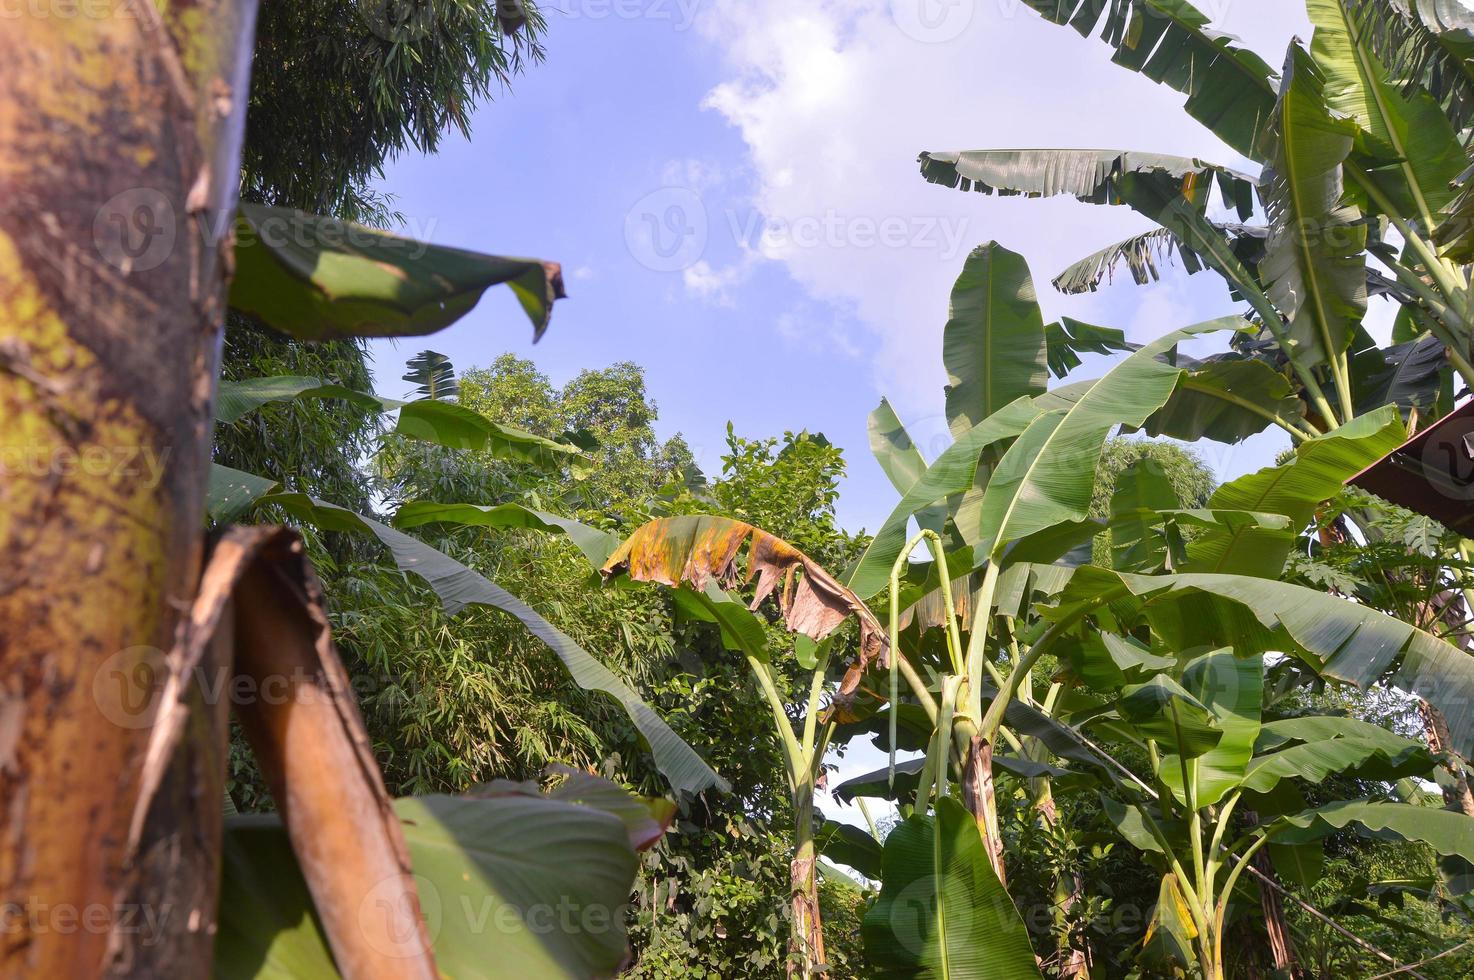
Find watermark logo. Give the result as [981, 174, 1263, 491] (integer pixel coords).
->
[891, 0, 974, 43]
[93, 188, 175, 274]
[624, 186, 708, 273]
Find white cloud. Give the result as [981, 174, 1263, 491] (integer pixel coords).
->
[691, 0, 1312, 420]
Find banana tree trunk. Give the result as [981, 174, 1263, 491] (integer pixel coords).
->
[1251, 849, 1301, 979]
[1033, 784, 1091, 977]
[788, 784, 826, 978]
[1421, 700, 1474, 817]
[0, 3, 257, 975]
[962, 735, 1009, 888]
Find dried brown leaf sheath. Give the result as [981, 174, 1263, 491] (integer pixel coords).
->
[599, 516, 889, 694]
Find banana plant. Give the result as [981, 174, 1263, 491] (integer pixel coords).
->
[594, 515, 887, 979]
[919, 0, 1474, 423]
[840, 240, 1474, 973]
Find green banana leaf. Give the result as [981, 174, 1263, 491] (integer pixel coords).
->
[1118, 674, 1224, 759]
[1274, 800, 1474, 864]
[1185, 404, 1406, 574]
[942, 243, 1049, 435]
[1045, 564, 1474, 758]
[868, 398, 949, 539]
[1309, 0, 1466, 217]
[214, 789, 644, 979]
[1011, 1, 1278, 161]
[1133, 354, 1305, 446]
[974, 317, 1241, 559]
[1259, 46, 1366, 376]
[1158, 651, 1264, 806]
[847, 397, 1043, 598]
[917, 148, 1254, 216]
[1044, 318, 1138, 378]
[257, 494, 728, 798]
[391, 501, 620, 570]
[861, 797, 1043, 978]
[230, 203, 564, 341]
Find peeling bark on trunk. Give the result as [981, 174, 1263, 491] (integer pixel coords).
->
[1420, 700, 1474, 817]
[962, 735, 1008, 889]
[230, 528, 436, 979]
[1034, 788, 1091, 978]
[787, 789, 826, 978]
[0, 2, 258, 975]
[1251, 848, 1300, 979]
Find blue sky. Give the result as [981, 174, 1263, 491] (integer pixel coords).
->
[364, 0, 1422, 834]
[364, 0, 1395, 538]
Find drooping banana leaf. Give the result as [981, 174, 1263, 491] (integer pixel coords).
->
[229, 203, 565, 341]
[1184, 404, 1406, 574]
[1044, 564, 1474, 757]
[1274, 800, 1474, 864]
[973, 317, 1242, 559]
[861, 796, 1043, 978]
[1131, 353, 1305, 445]
[1340, 0, 1474, 134]
[918, 148, 1254, 217]
[1012, 0, 1279, 161]
[599, 516, 887, 695]
[942, 243, 1050, 435]
[1051, 228, 1206, 295]
[215, 376, 392, 422]
[1238, 735, 1436, 795]
[1258, 46, 1367, 378]
[214, 376, 585, 470]
[207, 464, 281, 524]
[392, 501, 620, 570]
[815, 819, 885, 880]
[214, 787, 648, 980]
[1352, 334, 1448, 414]
[256, 494, 728, 798]
[1117, 674, 1225, 759]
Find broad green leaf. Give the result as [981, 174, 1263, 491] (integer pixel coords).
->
[1256, 714, 1432, 757]
[974, 318, 1239, 558]
[1269, 839, 1326, 888]
[260, 494, 727, 798]
[1239, 736, 1435, 795]
[1310, 0, 1467, 217]
[230, 203, 565, 341]
[918, 149, 1255, 215]
[395, 401, 587, 472]
[1341, 0, 1474, 132]
[214, 792, 641, 979]
[1159, 651, 1264, 806]
[392, 501, 620, 570]
[1108, 457, 1180, 571]
[1100, 795, 1167, 854]
[670, 583, 772, 660]
[1118, 675, 1224, 759]
[816, 819, 885, 880]
[1043, 318, 1138, 378]
[1065, 632, 1175, 689]
[1259, 46, 1367, 375]
[942, 243, 1049, 435]
[207, 464, 279, 524]
[1275, 800, 1474, 864]
[869, 397, 948, 539]
[848, 397, 1043, 598]
[1186, 404, 1406, 574]
[1012, 1, 1279, 160]
[1045, 565, 1474, 758]
[861, 797, 1042, 978]
[1353, 335, 1448, 415]
[1133, 355, 1304, 445]
[215, 375, 393, 423]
